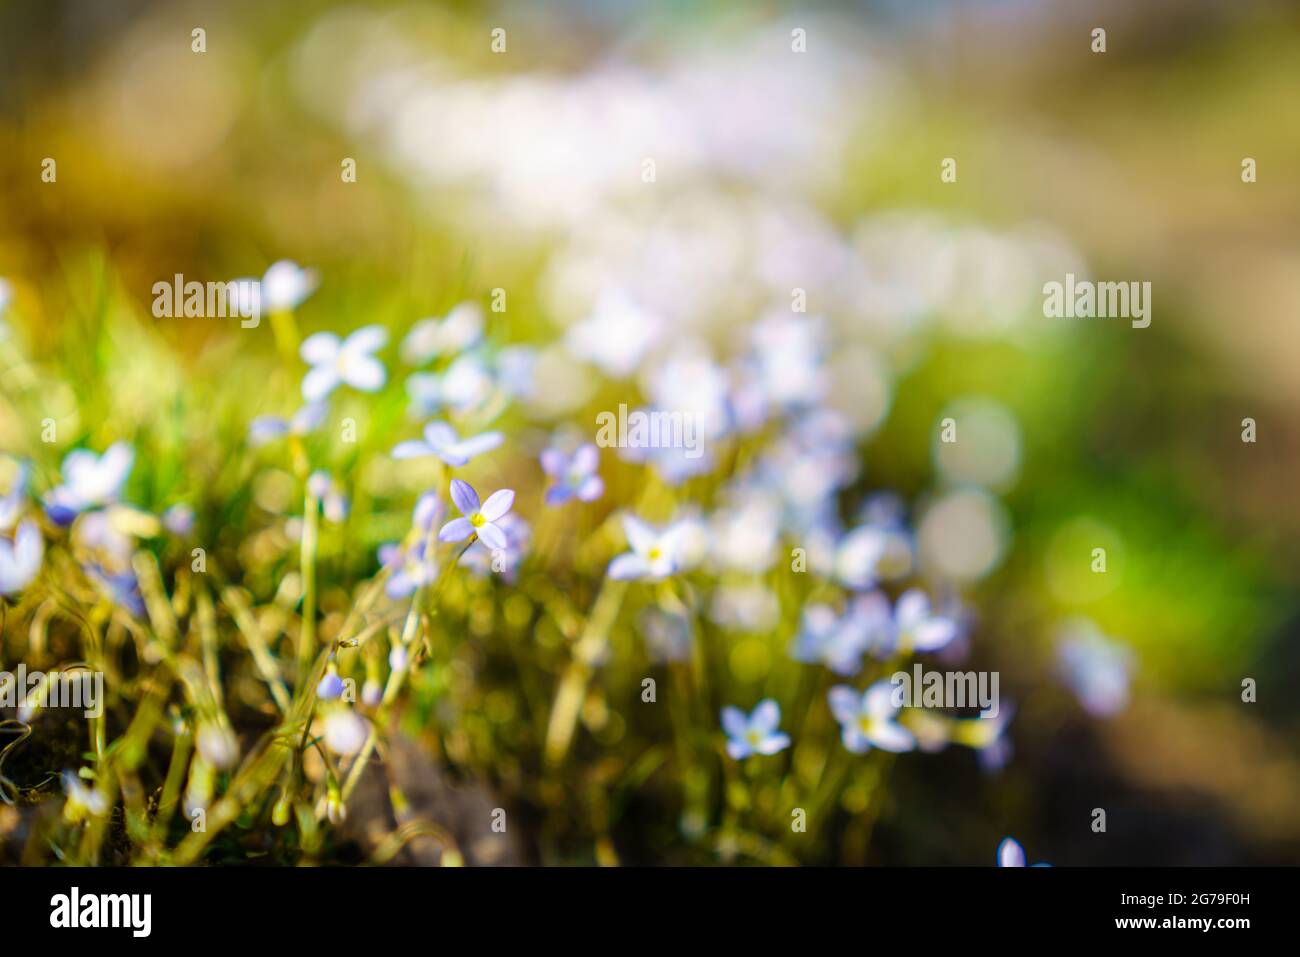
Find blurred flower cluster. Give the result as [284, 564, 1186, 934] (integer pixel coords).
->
[0, 233, 1028, 864]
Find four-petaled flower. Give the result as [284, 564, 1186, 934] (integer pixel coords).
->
[722, 699, 790, 759]
[439, 479, 514, 550]
[791, 593, 892, 675]
[828, 681, 915, 754]
[248, 401, 327, 446]
[607, 516, 684, 581]
[541, 443, 603, 506]
[407, 354, 494, 415]
[892, 589, 958, 653]
[0, 519, 42, 595]
[378, 539, 435, 599]
[44, 442, 134, 526]
[300, 325, 388, 401]
[401, 302, 484, 365]
[377, 492, 449, 598]
[392, 421, 502, 467]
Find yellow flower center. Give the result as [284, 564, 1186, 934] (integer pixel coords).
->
[471, 513, 486, 528]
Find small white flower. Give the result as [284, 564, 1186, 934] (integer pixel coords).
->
[391, 422, 502, 467]
[439, 354, 494, 410]
[828, 681, 914, 754]
[893, 589, 958, 653]
[262, 260, 318, 312]
[751, 313, 826, 408]
[791, 593, 892, 675]
[401, 302, 484, 365]
[721, 700, 790, 759]
[248, 401, 327, 446]
[44, 442, 134, 523]
[300, 325, 388, 401]
[834, 525, 889, 591]
[646, 349, 732, 443]
[607, 516, 685, 581]
[438, 479, 515, 551]
[406, 354, 494, 415]
[565, 288, 661, 378]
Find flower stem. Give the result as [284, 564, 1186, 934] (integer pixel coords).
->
[297, 489, 320, 688]
[340, 537, 470, 804]
[544, 576, 628, 766]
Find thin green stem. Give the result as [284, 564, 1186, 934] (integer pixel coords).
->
[297, 490, 320, 688]
[544, 576, 629, 767]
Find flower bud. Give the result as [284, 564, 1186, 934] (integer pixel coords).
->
[272, 795, 291, 827]
[317, 667, 345, 702]
[322, 709, 367, 756]
[195, 723, 239, 770]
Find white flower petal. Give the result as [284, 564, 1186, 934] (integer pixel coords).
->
[476, 521, 507, 551]
[391, 440, 432, 460]
[750, 699, 781, 735]
[479, 489, 514, 523]
[864, 680, 900, 719]
[340, 353, 386, 392]
[452, 430, 503, 460]
[827, 685, 860, 725]
[998, 838, 1026, 868]
[607, 552, 651, 580]
[912, 618, 958, 651]
[868, 719, 915, 753]
[622, 515, 657, 556]
[438, 517, 475, 543]
[263, 261, 317, 312]
[302, 366, 340, 401]
[300, 331, 340, 365]
[894, 588, 930, 629]
[344, 324, 388, 355]
[721, 707, 748, 740]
